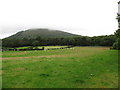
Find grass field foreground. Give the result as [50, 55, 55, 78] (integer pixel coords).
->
[2, 47, 118, 88]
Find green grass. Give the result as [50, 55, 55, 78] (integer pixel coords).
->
[16, 46, 31, 49]
[2, 47, 118, 88]
[38, 46, 67, 49]
[15, 46, 67, 49]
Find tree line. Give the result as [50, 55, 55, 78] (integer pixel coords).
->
[2, 35, 116, 48]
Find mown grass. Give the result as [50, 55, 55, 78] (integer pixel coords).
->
[15, 46, 67, 49]
[2, 47, 118, 88]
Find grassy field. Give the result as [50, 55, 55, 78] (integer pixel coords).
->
[2, 46, 118, 88]
[13, 46, 68, 49]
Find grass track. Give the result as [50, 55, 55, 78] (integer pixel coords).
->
[2, 47, 118, 88]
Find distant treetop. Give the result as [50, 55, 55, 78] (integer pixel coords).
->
[118, 1, 120, 4]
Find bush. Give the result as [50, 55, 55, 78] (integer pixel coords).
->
[112, 38, 120, 50]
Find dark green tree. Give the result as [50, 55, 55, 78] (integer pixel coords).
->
[112, 9, 120, 49]
[32, 40, 39, 48]
[113, 29, 120, 49]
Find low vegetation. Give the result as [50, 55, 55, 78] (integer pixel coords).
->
[2, 29, 116, 48]
[2, 47, 118, 88]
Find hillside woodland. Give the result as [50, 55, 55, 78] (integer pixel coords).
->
[2, 29, 116, 48]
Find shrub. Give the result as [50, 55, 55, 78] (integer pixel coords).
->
[112, 38, 120, 50]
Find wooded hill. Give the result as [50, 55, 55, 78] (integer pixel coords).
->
[6, 28, 78, 39]
[2, 28, 116, 48]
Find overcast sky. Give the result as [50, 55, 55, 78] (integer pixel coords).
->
[0, 0, 119, 39]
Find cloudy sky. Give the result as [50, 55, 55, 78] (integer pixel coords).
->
[0, 0, 118, 39]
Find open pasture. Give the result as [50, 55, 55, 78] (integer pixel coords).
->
[15, 46, 67, 49]
[2, 47, 118, 88]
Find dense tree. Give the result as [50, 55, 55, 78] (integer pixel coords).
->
[113, 29, 120, 49]
[2, 35, 116, 48]
[112, 12, 120, 49]
[32, 40, 39, 47]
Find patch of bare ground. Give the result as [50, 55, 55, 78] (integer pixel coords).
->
[0, 70, 2, 75]
[2, 53, 95, 60]
[14, 67, 27, 71]
[2, 55, 67, 60]
[2, 51, 29, 56]
[97, 47, 110, 50]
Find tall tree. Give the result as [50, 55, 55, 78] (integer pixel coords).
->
[32, 40, 39, 48]
[112, 9, 120, 49]
[113, 29, 120, 49]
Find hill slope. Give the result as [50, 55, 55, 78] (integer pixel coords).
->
[7, 28, 79, 39]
